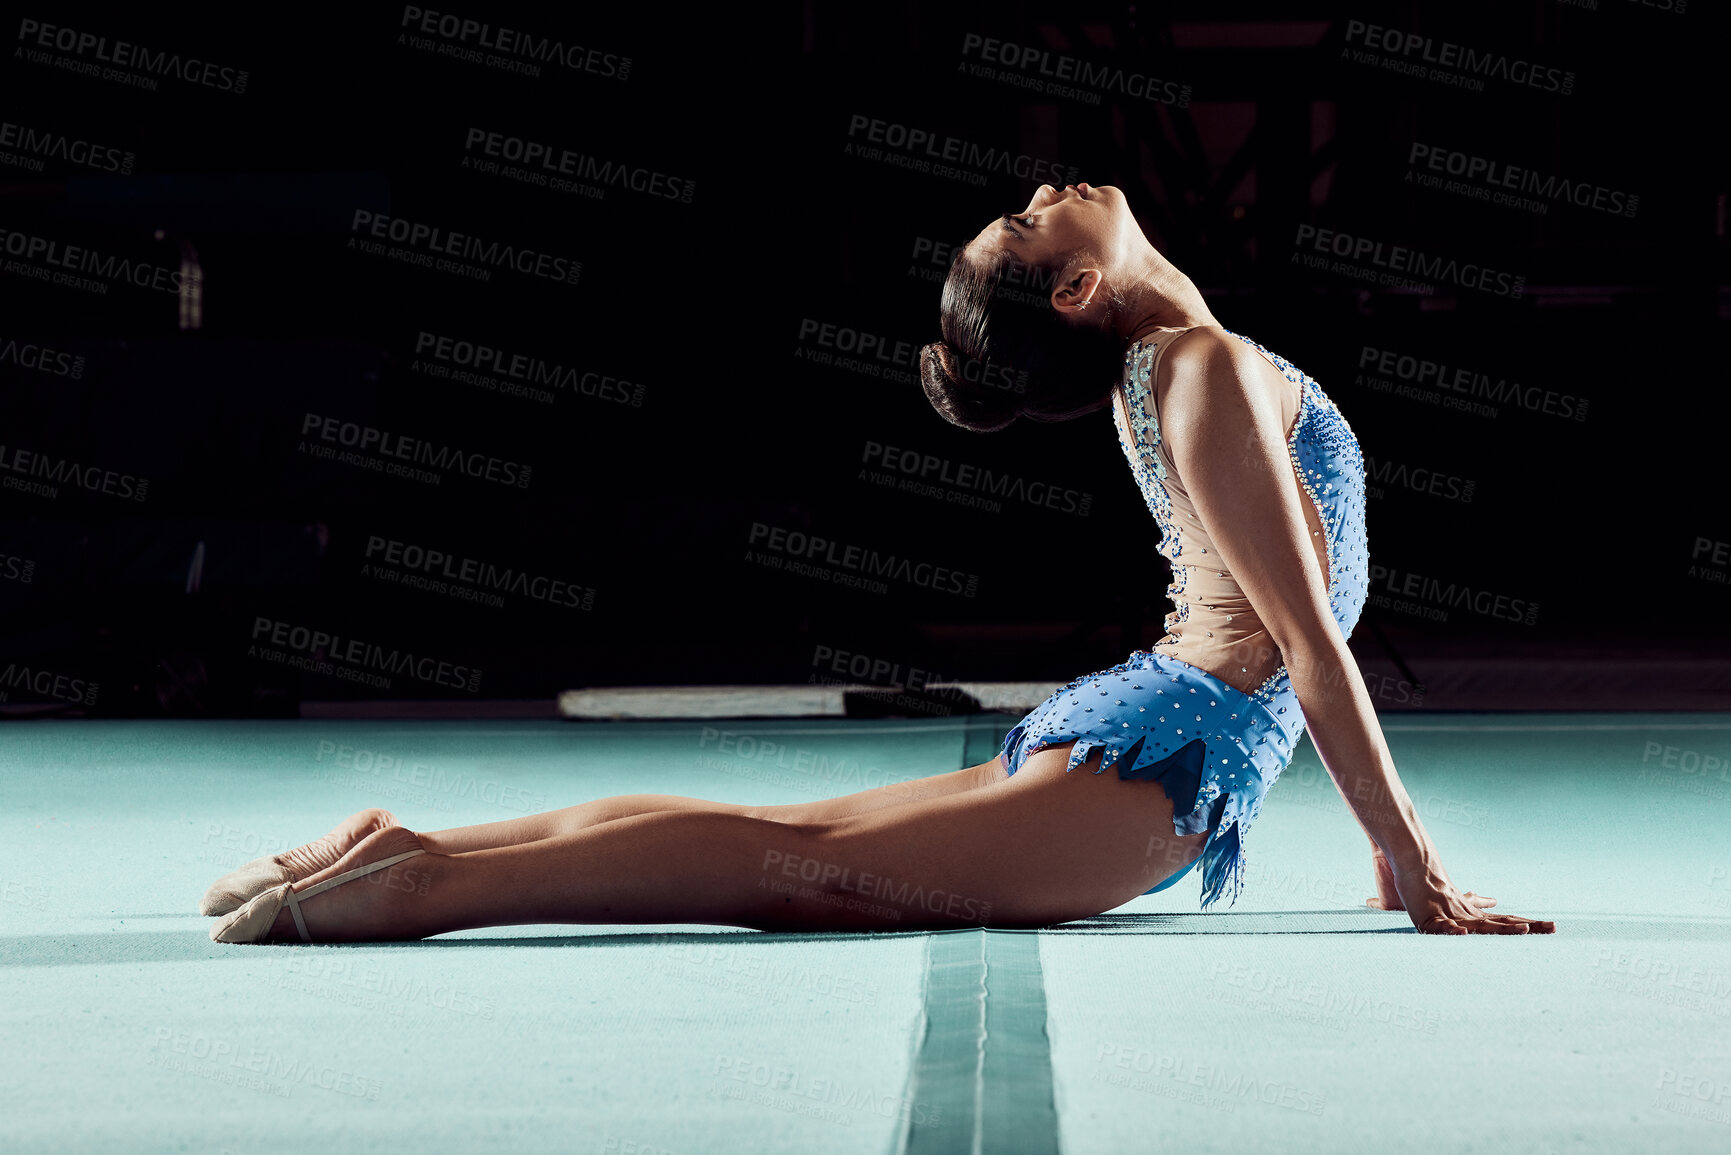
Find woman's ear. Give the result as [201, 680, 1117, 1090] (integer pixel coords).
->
[1050, 267, 1103, 316]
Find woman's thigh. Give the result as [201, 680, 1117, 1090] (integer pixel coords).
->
[422, 756, 1008, 854]
[747, 756, 1007, 823]
[571, 757, 1005, 827]
[790, 740, 1208, 930]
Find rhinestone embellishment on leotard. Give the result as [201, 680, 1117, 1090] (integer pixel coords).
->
[1113, 329, 1369, 708]
[1116, 336, 1194, 634]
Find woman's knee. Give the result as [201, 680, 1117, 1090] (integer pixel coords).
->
[575, 793, 750, 828]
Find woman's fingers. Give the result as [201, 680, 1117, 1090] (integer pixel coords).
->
[1470, 910, 1554, 933]
[1473, 919, 1531, 935]
[1418, 912, 1555, 935]
[1416, 909, 1533, 934]
[1505, 916, 1555, 933]
[1418, 916, 1468, 935]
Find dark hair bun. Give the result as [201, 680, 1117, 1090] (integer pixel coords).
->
[919, 341, 1019, 433]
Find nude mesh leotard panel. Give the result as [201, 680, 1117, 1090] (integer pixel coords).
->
[998, 326, 1370, 909]
[1110, 325, 1370, 699]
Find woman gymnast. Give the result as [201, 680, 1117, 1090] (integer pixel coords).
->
[203, 182, 1553, 942]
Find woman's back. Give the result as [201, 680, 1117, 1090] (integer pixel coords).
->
[1110, 325, 1370, 701]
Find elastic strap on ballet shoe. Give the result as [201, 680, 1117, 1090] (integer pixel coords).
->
[282, 849, 427, 943]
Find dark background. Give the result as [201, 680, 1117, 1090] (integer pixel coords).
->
[0, 1, 1723, 715]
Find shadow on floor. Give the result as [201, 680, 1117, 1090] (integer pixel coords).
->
[12, 911, 1728, 966]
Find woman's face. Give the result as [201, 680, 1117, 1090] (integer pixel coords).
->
[963, 183, 1131, 301]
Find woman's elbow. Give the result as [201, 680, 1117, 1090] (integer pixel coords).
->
[1272, 626, 1354, 690]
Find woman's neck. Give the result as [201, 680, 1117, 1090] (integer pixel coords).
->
[1119, 260, 1216, 343]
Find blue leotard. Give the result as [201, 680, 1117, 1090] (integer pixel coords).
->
[999, 327, 1370, 909]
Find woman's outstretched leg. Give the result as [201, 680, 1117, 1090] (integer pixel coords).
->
[248, 743, 1207, 942]
[413, 756, 1007, 854]
[205, 757, 1006, 914]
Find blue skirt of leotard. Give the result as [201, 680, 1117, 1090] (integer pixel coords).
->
[999, 648, 1305, 910]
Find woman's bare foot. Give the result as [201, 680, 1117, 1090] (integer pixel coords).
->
[262, 825, 434, 943]
[200, 808, 398, 915]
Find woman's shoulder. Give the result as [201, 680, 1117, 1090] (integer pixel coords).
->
[1156, 325, 1301, 429]
[1157, 324, 1258, 379]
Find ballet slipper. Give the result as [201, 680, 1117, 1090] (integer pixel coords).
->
[210, 849, 426, 944]
[199, 808, 398, 915]
[199, 856, 295, 916]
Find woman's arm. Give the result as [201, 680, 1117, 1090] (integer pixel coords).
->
[1157, 329, 1552, 935]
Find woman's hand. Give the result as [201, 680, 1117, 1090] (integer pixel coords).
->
[1366, 847, 1555, 935]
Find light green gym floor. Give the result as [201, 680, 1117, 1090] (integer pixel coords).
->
[2, 715, 1728, 1154]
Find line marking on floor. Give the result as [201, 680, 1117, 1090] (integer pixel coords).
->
[900, 930, 1060, 1155]
[899, 715, 1059, 1155]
